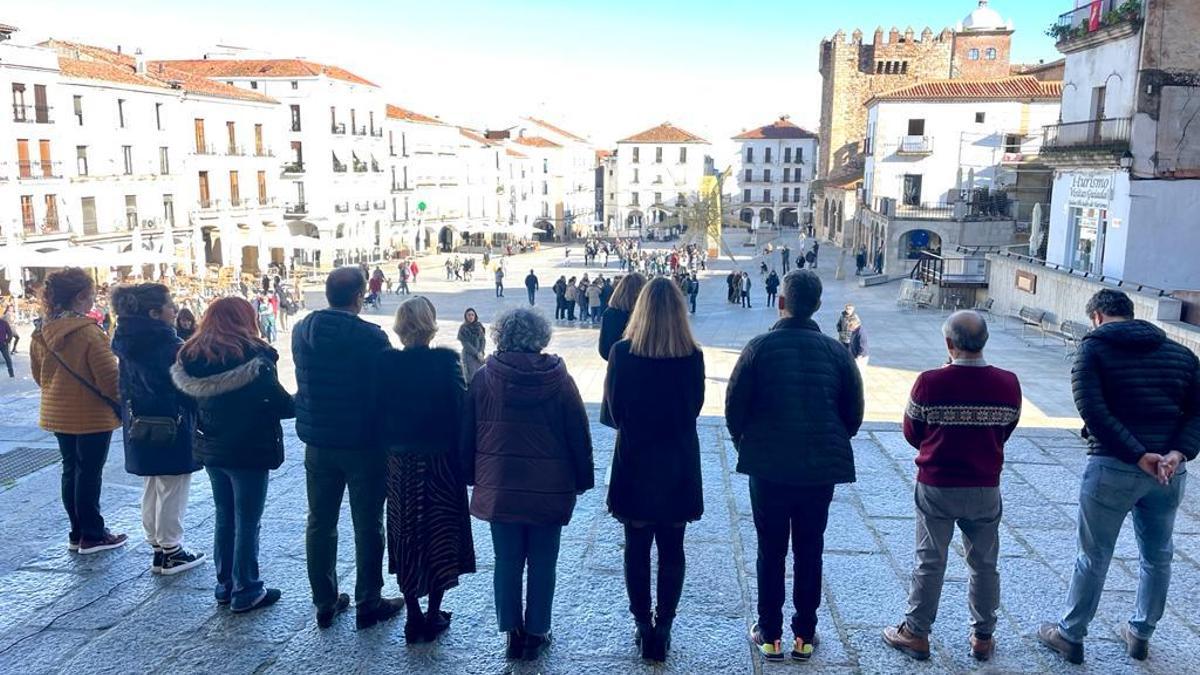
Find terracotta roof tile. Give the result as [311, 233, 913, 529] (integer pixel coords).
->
[523, 116, 586, 142]
[733, 117, 817, 140]
[506, 148, 528, 159]
[595, 149, 612, 163]
[42, 40, 276, 103]
[386, 104, 444, 125]
[869, 75, 1062, 104]
[618, 122, 707, 144]
[459, 128, 495, 146]
[512, 135, 562, 149]
[155, 58, 377, 87]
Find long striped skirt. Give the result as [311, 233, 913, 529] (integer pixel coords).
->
[386, 453, 476, 598]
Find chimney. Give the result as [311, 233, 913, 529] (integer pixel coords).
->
[134, 48, 146, 74]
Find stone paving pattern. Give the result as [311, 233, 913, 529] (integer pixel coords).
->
[0, 234, 1197, 674]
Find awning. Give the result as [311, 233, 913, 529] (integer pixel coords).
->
[17, 246, 110, 269]
[261, 230, 323, 251]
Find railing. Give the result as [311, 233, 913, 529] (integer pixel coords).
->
[333, 160, 347, 173]
[13, 104, 53, 123]
[391, 182, 410, 192]
[194, 143, 219, 156]
[355, 202, 370, 212]
[868, 192, 1013, 221]
[1042, 117, 1131, 152]
[291, 122, 302, 132]
[910, 251, 990, 287]
[334, 202, 350, 213]
[229, 198, 244, 208]
[353, 160, 367, 173]
[227, 145, 243, 156]
[372, 200, 386, 210]
[254, 147, 275, 158]
[331, 122, 346, 134]
[989, 248, 1173, 297]
[257, 197, 277, 207]
[17, 160, 63, 179]
[897, 135, 933, 155]
[198, 199, 216, 209]
[1051, 0, 1141, 41]
[370, 127, 383, 137]
[282, 160, 305, 173]
[285, 202, 307, 216]
[370, 160, 381, 172]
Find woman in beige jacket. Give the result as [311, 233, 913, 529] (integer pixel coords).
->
[30, 267, 127, 555]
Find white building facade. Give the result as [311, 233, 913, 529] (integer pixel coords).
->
[732, 116, 818, 229]
[611, 122, 711, 233]
[1041, 0, 1200, 291]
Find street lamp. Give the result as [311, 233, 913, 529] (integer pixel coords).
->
[1119, 151, 1133, 170]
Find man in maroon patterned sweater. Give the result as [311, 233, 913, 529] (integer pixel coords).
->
[883, 310, 1021, 663]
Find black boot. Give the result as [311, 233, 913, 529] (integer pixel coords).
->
[505, 630, 525, 660]
[648, 617, 672, 662]
[635, 619, 655, 659]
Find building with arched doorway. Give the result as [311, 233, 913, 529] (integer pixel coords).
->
[733, 116, 818, 230]
[611, 122, 711, 236]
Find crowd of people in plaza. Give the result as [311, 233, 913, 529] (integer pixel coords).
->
[17, 244, 1200, 667]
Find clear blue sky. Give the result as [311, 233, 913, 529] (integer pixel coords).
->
[8, 0, 1063, 162]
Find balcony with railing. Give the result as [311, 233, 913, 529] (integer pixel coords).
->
[373, 200, 386, 210]
[354, 202, 370, 212]
[284, 202, 308, 218]
[334, 202, 350, 213]
[282, 160, 305, 174]
[370, 159, 381, 173]
[227, 144, 244, 156]
[391, 181, 411, 193]
[333, 159, 347, 173]
[370, 127, 383, 138]
[331, 122, 346, 135]
[254, 147, 275, 158]
[194, 143, 219, 156]
[352, 159, 368, 173]
[17, 160, 64, 179]
[865, 191, 1015, 222]
[1048, 0, 1142, 52]
[896, 135, 934, 156]
[13, 104, 53, 124]
[1041, 117, 1131, 155]
[23, 217, 65, 236]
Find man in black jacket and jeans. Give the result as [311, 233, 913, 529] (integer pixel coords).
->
[293, 267, 403, 630]
[726, 269, 864, 662]
[1040, 289, 1200, 664]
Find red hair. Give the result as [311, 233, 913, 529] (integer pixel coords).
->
[179, 297, 267, 364]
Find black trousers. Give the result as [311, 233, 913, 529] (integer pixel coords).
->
[305, 445, 386, 610]
[55, 431, 114, 541]
[623, 523, 686, 623]
[766, 291, 776, 308]
[749, 477, 835, 642]
[741, 292, 751, 308]
[688, 294, 697, 314]
[0, 342, 12, 376]
[527, 288, 536, 305]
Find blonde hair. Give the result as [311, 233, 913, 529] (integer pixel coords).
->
[393, 296, 437, 347]
[607, 272, 647, 312]
[624, 277, 699, 359]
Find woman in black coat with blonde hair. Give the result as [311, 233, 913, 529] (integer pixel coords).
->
[603, 277, 705, 662]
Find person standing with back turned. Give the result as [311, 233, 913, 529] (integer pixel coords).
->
[1039, 289, 1200, 664]
[725, 269, 863, 662]
[293, 267, 404, 630]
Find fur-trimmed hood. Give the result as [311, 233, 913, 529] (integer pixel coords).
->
[171, 357, 271, 398]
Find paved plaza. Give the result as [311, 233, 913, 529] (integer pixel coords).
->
[0, 234, 1197, 674]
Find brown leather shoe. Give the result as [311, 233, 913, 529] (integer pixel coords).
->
[882, 623, 930, 661]
[1038, 622, 1084, 664]
[970, 634, 995, 661]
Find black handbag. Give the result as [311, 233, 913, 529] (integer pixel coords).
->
[127, 401, 179, 448]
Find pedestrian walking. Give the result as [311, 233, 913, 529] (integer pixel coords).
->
[781, 245, 790, 272]
[686, 273, 699, 314]
[460, 308, 594, 661]
[397, 262, 411, 295]
[457, 308, 487, 383]
[111, 283, 204, 575]
[882, 311, 1021, 662]
[30, 268, 127, 555]
[874, 247, 884, 275]
[837, 307, 869, 371]
[725, 270, 864, 662]
[377, 297, 476, 643]
[292, 267, 403, 630]
[765, 270, 780, 309]
[0, 312, 14, 377]
[726, 271, 738, 303]
[836, 304, 858, 351]
[603, 278, 704, 662]
[172, 297, 294, 613]
[525, 269, 539, 306]
[855, 246, 867, 276]
[1039, 290, 1200, 665]
[740, 272, 752, 308]
[495, 266, 505, 298]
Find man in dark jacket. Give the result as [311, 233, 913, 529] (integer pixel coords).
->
[1040, 290, 1200, 665]
[726, 269, 864, 662]
[292, 267, 401, 630]
[525, 269, 539, 306]
[0, 314, 13, 377]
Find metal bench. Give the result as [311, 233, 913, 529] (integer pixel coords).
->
[912, 289, 935, 311]
[973, 297, 994, 315]
[1012, 306, 1048, 339]
[1044, 320, 1090, 356]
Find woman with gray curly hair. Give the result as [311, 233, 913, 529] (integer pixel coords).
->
[460, 308, 594, 662]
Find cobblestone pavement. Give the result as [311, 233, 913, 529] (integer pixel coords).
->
[1, 234, 1197, 674]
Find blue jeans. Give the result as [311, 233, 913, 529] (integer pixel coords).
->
[1059, 456, 1187, 642]
[207, 466, 269, 610]
[490, 522, 562, 636]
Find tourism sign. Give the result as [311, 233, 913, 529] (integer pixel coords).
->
[1066, 173, 1113, 210]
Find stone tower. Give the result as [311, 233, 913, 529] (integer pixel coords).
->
[815, 1, 1016, 222]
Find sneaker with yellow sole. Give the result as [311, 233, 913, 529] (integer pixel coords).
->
[749, 623, 785, 662]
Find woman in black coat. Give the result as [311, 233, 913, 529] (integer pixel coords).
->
[378, 296, 475, 643]
[171, 297, 294, 614]
[598, 273, 646, 428]
[111, 283, 202, 575]
[603, 277, 705, 662]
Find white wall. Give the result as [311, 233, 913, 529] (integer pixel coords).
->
[1059, 32, 1140, 123]
[732, 136, 817, 226]
[613, 141, 710, 229]
[1046, 168, 1131, 280]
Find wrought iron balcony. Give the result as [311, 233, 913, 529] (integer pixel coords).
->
[1041, 117, 1131, 152]
[17, 160, 63, 179]
[334, 202, 350, 213]
[284, 202, 308, 217]
[352, 160, 368, 173]
[333, 160, 347, 173]
[282, 160, 305, 174]
[896, 135, 934, 155]
[370, 127, 383, 138]
[12, 104, 52, 124]
[331, 122, 346, 135]
[1049, 0, 1142, 46]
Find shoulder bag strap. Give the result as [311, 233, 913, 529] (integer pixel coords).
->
[44, 341, 122, 417]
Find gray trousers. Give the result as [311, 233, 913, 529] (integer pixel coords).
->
[904, 483, 1001, 637]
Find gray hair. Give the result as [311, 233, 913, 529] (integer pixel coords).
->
[493, 308, 552, 353]
[942, 310, 989, 353]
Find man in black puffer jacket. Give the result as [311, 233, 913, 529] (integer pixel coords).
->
[292, 267, 401, 630]
[1040, 289, 1200, 665]
[726, 269, 863, 661]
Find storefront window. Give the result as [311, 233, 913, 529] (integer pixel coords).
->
[1068, 206, 1106, 273]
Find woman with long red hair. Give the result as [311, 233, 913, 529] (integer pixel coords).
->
[171, 297, 294, 613]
